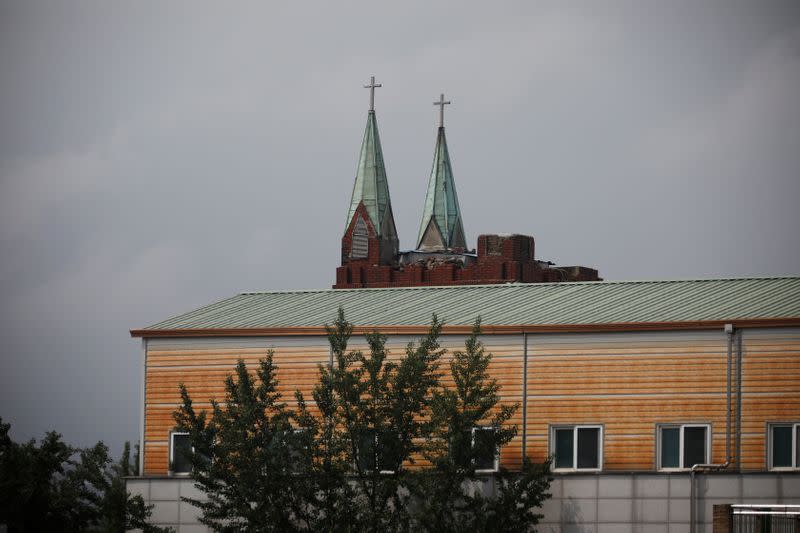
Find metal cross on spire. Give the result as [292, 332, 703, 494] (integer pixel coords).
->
[433, 93, 451, 127]
[364, 76, 382, 112]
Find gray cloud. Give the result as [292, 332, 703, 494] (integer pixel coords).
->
[1, 1, 799, 450]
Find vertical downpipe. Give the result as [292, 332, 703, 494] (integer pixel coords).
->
[328, 345, 334, 403]
[690, 468, 695, 532]
[521, 332, 529, 468]
[725, 324, 733, 466]
[691, 325, 734, 533]
[139, 338, 147, 475]
[735, 330, 743, 471]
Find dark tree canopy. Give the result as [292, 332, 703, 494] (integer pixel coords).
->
[0, 418, 169, 533]
[173, 310, 552, 532]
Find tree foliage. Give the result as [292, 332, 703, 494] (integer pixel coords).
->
[174, 309, 551, 532]
[319, 309, 444, 531]
[174, 355, 305, 532]
[413, 319, 551, 531]
[0, 417, 169, 532]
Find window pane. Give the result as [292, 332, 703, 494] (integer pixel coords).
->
[172, 434, 192, 474]
[377, 431, 401, 472]
[450, 430, 473, 469]
[474, 429, 496, 471]
[576, 427, 599, 469]
[661, 428, 680, 468]
[287, 430, 310, 473]
[357, 430, 376, 471]
[683, 427, 707, 468]
[772, 426, 792, 467]
[555, 428, 574, 469]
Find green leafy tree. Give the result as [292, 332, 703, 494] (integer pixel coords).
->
[0, 417, 168, 532]
[291, 335, 355, 531]
[174, 354, 310, 532]
[320, 308, 444, 532]
[173, 311, 551, 532]
[413, 320, 552, 532]
[468, 458, 553, 532]
[95, 440, 170, 532]
[173, 309, 444, 532]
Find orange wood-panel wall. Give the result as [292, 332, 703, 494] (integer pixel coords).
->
[143, 333, 522, 475]
[525, 330, 729, 470]
[740, 328, 800, 470]
[144, 336, 330, 474]
[141, 328, 800, 475]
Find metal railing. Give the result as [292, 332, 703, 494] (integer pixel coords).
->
[733, 505, 800, 533]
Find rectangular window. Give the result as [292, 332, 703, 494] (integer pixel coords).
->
[451, 427, 499, 472]
[657, 424, 710, 470]
[472, 427, 498, 472]
[286, 428, 312, 473]
[551, 425, 602, 471]
[769, 423, 800, 470]
[169, 432, 192, 475]
[356, 429, 401, 473]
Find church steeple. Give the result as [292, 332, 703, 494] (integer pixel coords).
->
[341, 77, 399, 265]
[416, 93, 467, 252]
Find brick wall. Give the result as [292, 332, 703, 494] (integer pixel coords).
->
[334, 233, 601, 289]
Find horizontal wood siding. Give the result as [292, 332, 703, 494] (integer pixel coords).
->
[526, 331, 729, 471]
[740, 328, 800, 471]
[143, 334, 522, 474]
[145, 336, 329, 474]
[142, 329, 800, 475]
[525, 328, 800, 471]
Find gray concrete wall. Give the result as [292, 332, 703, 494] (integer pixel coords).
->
[127, 477, 209, 533]
[127, 472, 800, 533]
[538, 472, 799, 533]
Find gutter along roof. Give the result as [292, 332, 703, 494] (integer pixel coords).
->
[131, 277, 800, 337]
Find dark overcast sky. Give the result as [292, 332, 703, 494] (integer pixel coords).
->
[1, 1, 799, 451]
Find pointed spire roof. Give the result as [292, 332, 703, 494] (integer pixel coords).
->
[416, 104, 466, 251]
[345, 109, 396, 236]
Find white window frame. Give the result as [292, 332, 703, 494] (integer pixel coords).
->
[169, 431, 193, 476]
[656, 423, 711, 471]
[550, 424, 603, 472]
[767, 422, 800, 471]
[472, 426, 500, 473]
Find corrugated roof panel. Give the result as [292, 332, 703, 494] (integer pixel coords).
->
[137, 277, 800, 332]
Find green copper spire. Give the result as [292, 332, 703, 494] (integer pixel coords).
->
[345, 110, 396, 236]
[344, 77, 398, 263]
[416, 94, 466, 251]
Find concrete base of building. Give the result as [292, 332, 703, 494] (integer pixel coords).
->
[126, 472, 800, 533]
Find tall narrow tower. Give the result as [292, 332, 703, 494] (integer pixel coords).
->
[340, 76, 399, 268]
[416, 93, 467, 252]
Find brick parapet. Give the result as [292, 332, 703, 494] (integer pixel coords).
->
[334, 233, 600, 289]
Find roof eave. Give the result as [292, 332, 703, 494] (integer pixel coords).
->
[130, 316, 800, 339]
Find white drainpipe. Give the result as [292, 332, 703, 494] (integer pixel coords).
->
[689, 323, 735, 533]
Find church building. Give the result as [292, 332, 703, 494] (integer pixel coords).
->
[335, 79, 599, 289]
[128, 78, 800, 533]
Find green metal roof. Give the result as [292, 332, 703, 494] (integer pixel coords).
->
[138, 277, 800, 332]
[416, 127, 466, 251]
[345, 111, 394, 235]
